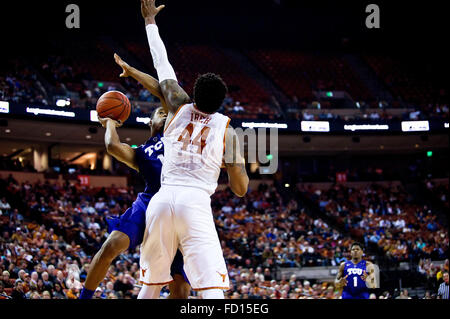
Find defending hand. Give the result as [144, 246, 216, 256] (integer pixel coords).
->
[114, 53, 132, 78]
[141, 0, 165, 22]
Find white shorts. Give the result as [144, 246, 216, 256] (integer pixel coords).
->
[139, 185, 229, 291]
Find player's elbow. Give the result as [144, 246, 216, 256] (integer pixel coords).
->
[233, 188, 247, 198]
[232, 177, 249, 197]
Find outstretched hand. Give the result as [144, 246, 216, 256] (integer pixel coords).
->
[114, 53, 131, 78]
[141, 0, 165, 23]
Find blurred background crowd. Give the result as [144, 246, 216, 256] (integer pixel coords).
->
[1, 173, 448, 299]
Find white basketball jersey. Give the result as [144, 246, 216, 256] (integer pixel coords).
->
[161, 103, 231, 196]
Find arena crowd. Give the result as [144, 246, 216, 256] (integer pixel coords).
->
[1, 173, 447, 299]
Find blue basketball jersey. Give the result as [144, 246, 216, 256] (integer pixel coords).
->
[134, 133, 164, 195]
[342, 260, 369, 298]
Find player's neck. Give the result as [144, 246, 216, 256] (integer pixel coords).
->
[351, 258, 362, 264]
[149, 128, 161, 138]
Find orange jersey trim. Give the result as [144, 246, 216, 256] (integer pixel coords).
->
[164, 104, 186, 133]
[222, 118, 231, 155]
[192, 286, 230, 291]
[139, 280, 174, 286]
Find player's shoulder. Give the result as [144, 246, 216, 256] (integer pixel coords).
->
[216, 111, 230, 121]
[182, 102, 195, 112]
[136, 134, 163, 151]
[147, 133, 163, 144]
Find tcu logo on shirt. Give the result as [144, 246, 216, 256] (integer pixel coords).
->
[347, 268, 363, 276]
[144, 141, 163, 157]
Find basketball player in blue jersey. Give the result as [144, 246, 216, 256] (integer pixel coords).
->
[79, 55, 190, 299]
[335, 242, 376, 299]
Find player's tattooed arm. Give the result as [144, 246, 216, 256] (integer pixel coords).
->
[98, 117, 139, 172]
[113, 53, 170, 114]
[334, 262, 348, 290]
[160, 79, 191, 113]
[223, 126, 249, 197]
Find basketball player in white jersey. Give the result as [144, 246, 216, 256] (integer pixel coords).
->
[138, 0, 249, 299]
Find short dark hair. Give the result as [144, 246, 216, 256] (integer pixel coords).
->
[150, 106, 161, 120]
[193, 73, 227, 113]
[351, 242, 364, 250]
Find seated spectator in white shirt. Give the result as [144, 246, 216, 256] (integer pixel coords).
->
[233, 101, 244, 113]
[303, 111, 315, 121]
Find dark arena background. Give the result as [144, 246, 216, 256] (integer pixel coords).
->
[0, 0, 448, 308]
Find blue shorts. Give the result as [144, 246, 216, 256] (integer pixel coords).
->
[106, 192, 187, 281]
[342, 290, 370, 299]
[170, 250, 190, 284]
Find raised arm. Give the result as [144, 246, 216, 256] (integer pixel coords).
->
[141, 0, 191, 115]
[98, 117, 139, 172]
[223, 126, 249, 197]
[114, 53, 169, 114]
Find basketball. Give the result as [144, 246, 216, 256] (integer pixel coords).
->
[96, 90, 131, 123]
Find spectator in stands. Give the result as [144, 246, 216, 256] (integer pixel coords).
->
[409, 110, 421, 120]
[0, 281, 11, 299]
[11, 280, 27, 299]
[1, 271, 13, 288]
[66, 286, 79, 299]
[55, 270, 67, 289]
[94, 287, 106, 299]
[52, 282, 66, 299]
[233, 101, 244, 113]
[66, 272, 82, 291]
[42, 290, 52, 299]
[333, 247, 347, 266]
[41, 272, 54, 291]
[369, 112, 380, 120]
[303, 111, 315, 121]
[368, 231, 381, 244]
[29, 291, 41, 299]
[422, 291, 432, 299]
[0, 173, 447, 299]
[0, 197, 11, 215]
[395, 289, 412, 299]
[437, 272, 449, 299]
[46, 265, 57, 282]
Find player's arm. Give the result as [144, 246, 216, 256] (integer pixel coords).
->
[141, 0, 191, 114]
[334, 262, 348, 290]
[98, 117, 139, 172]
[113, 53, 170, 115]
[223, 126, 249, 197]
